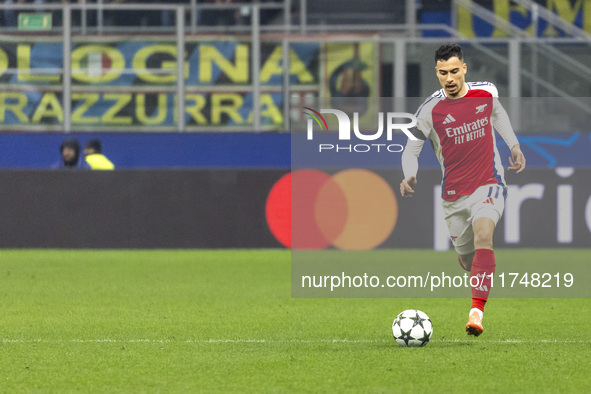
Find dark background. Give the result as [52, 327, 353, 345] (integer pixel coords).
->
[0, 168, 589, 249]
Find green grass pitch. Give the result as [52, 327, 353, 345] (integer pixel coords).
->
[0, 249, 589, 392]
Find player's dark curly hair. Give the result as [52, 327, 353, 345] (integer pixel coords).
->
[434, 43, 464, 63]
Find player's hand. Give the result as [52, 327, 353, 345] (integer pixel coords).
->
[508, 145, 526, 174]
[400, 176, 417, 197]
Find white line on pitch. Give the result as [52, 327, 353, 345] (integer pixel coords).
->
[2, 338, 591, 344]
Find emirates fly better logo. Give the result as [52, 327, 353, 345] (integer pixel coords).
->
[303, 107, 418, 153]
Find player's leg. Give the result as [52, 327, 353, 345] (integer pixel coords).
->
[465, 185, 505, 336]
[443, 195, 473, 245]
[473, 216, 495, 249]
[457, 251, 474, 271]
[443, 197, 475, 270]
[466, 217, 496, 336]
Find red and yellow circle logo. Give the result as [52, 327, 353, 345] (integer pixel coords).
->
[266, 169, 398, 250]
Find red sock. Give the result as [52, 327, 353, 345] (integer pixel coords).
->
[472, 298, 487, 311]
[470, 249, 496, 312]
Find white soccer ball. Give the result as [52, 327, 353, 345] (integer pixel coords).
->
[392, 309, 433, 347]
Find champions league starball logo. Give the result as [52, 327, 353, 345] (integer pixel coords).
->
[302, 107, 418, 153]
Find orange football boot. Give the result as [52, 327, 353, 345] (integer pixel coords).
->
[466, 310, 484, 336]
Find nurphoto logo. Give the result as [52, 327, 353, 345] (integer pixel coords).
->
[303, 107, 417, 153]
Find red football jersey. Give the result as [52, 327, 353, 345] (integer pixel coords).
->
[414, 82, 509, 201]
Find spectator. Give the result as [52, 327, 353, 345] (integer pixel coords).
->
[82, 139, 115, 170]
[52, 139, 82, 169]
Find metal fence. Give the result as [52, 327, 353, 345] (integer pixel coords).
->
[0, 2, 590, 132]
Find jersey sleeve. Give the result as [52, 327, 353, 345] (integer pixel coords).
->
[401, 138, 424, 179]
[492, 97, 519, 149]
[413, 116, 431, 140]
[401, 95, 437, 178]
[414, 94, 437, 139]
[474, 82, 519, 149]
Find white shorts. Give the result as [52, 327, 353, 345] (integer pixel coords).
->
[442, 184, 506, 255]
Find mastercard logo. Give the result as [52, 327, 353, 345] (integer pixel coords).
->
[265, 169, 398, 250]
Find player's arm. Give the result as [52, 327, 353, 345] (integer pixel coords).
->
[508, 144, 525, 173]
[400, 127, 426, 197]
[492, 98, 526, 173]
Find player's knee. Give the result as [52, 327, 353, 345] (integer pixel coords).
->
[474, 229, 493, 249]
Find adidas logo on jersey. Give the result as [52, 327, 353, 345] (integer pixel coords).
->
[442, 114, 456, 124]
[483, 197, 495, 205]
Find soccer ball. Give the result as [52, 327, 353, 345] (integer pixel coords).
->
[392, 309, 433, 347]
